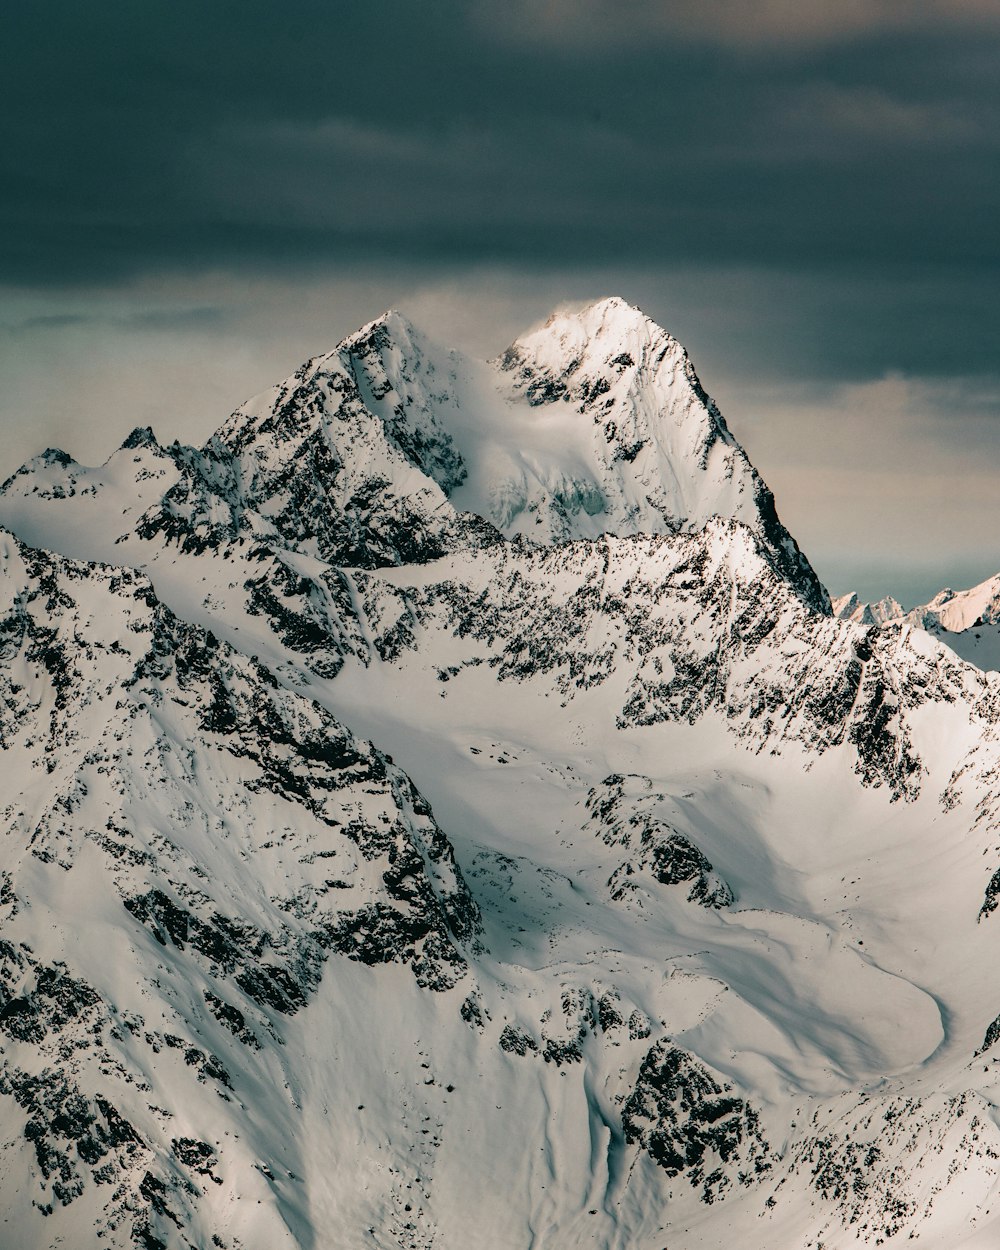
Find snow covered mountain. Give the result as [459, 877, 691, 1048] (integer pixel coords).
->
[0, 298, 828, 614]
[835, 573, 1000, 672]
[3, 298, 1000, 1250]
[831, 591, 904, 627]
[910, 575, 1000, 634]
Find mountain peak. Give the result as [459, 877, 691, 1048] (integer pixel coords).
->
[0, 299, 828, 613]
[120, 425, 161, 452]
[832, 591, 905, 627]
[545, 293, 649, 328]
[912, 571, 1000, 634]
[342, 306, 424, 354]
[515, 296, 673, 367]
[0, 446, 77, 493]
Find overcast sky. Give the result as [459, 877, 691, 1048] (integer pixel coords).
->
[3, 0, 999, 606]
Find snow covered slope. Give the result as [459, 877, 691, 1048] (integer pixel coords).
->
[4, 300, 1000, 1250]
[0, 529, 480, 1249]
[0, 430, 186, 562]
[912, 574, 1000, 633]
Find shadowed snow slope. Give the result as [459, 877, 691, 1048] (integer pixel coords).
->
[2, 302, 1000, 1250]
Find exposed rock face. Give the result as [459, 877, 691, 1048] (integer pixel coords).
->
[129, 313, 499, 571]
[1, 300, 1000, 1249]
[347, 521, 971, 801]
[622, 1042, 771, 1201]
[586, 773, 735, 907]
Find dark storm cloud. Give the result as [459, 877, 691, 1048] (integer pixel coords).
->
[476, 0, 1000, 50]
[4, 2, 1000, 371]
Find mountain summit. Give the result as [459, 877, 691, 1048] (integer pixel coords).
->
[2, 302, 1000, 1250]
[0, 298, 829, 613]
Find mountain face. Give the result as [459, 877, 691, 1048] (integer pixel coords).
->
[0, 298, 828, 615]
[909, 575, 1000, 634]
[2, 298, 1000, 1250]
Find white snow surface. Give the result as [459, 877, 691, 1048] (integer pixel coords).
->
[2, 300, 1000, 1250]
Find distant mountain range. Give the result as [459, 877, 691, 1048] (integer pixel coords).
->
[2, 298, 1000, 1250]
[834, 572, 1000, 671]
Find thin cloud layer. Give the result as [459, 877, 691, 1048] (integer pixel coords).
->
[478, 0, 1000, 49]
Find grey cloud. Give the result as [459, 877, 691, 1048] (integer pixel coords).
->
[475, 0, 1000, 50]
[3, 0, 999, 293]
[3, 314, 92, 334]
[123, 307, 224, 331]
[2, 308, 225, 336]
